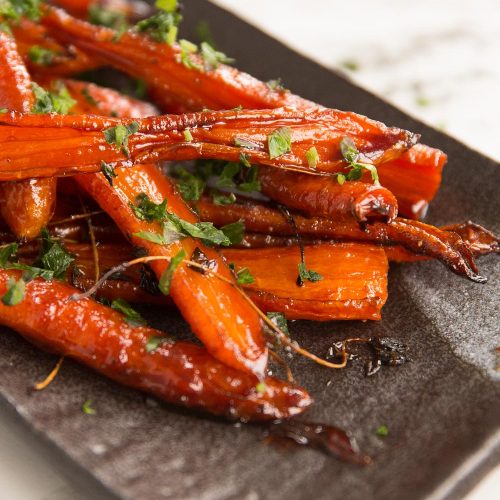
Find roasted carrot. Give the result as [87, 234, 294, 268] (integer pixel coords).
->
[51, 0, 153, 21]
[0, 31, 56, 240]
[39, 5, 444, 218]
[0, 269, 311, 420]
[194, 197, 488, 282]
[0, 107, 416, 179]
[258, 167, 398, 223]
[21, 240, 387, 321]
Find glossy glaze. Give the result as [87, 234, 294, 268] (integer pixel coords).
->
[0, 269, 311, 421]
[0, 32, 56, 240]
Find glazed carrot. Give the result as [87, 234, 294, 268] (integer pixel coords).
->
[12, 19, 101, 76]
[29, 240, 388, 321]
[51, 0, 153, 20]
[258, 167, 398, 223]
[194, 197, 487, 282]
[0, 107, 416, 179]
[0, 269, 311, 421]
[0, 31, 56, 240]
[39, 5, 444, 218]
[374, 144, 447, 219]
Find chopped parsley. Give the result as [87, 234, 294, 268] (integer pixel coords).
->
[229, 264, 254, 285]
[82, 399, 96, 415]
[34, 229, 74, 279]
[305, 146, 319, 169]
[158, 249, 185, 295]
[255, 382, 267, 394]
[266, 312, 289, 335]
[131, 194, 244, 247]
[339, 137, 380, 185]
[32, 82, 76, 115]
[174, 166, 205, 201]
[196, 20, 216, 46]
[298, 262, 323, 283]
[101, 161, 117, 186]
[266, 78, 286, 91]
[212, 191, 236, 206]
[239, 152, 251, 168]
[0, 108, 7, 114]
[376, 425, 389, 437]
[103, 121, 140, 156]
[0, 0, 41, 23]
[268, 127, 292, 159]
[238, 166, 261, 192]
[234, 137, 260, 150]
[200, 41, 234, 71]
[88, 3, 128, 32]
[111, 298, 147, 326]
[145, 335, 170, 353]
[1, 276, 25, 306]
[177, 39, 203, 70]
[135, 0, 181, 45]
[183, 128, 193, 142]
[28, 45, 56, 66]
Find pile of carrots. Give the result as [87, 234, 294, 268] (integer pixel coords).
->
[0, 0, 497, 426]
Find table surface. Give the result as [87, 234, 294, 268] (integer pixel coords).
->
[0, 1, 498, 498]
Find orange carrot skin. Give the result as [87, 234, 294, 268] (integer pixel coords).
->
[51, 0, 153, 20]
[0, 107, 416, 179]
[0, 31, 56, 240]
[258, 167, 398, 223]
[223, 243, 388, 321]
[0, 270, 311, 421]
[39, 6, 443, 219]
[76, 164, 268, 377]
[195, 197, 486, 282]
[376, 144, 447, 219]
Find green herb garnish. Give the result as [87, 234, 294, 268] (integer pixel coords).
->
[183, 128, 193, 142]
[103, 121, 139, 156]
[135, 0, 181, 45]
[255, 382, 267, 394]
[266, 312, 289, 335]
[88, 3, 128, 32]
[212, 191, 236, 206]
[268, 127, 292, 159]
[111, 298, 147, 326]
[0, 0, 41, 23]
[28, 45, 56, 66]
[101, 161, 117, 186]
[0, 108, 7, 114]
[145, 335, 169, 353]
[266, 78, 286, 91]
[220, 220, 245, 245]
[234, 137, 260, 150]
[32, 82, 76, 115]
[376, 425, 389, 437]
[159, 249, 185, 295]
[178, 39, 202, 70]
[298, 262, 323, 283]
[229, 264, 254, 285]
[339, 137, 380, 185]
[82, 399, 96, 415]
[305, 146, 319, 169]
[35, 229, 74, 279]
[200, 41, 234, 71]
[81, 87, 99, 106]
[1, 276, 25, 306]
[175, 166, 205, 201]
[196, 20, 215, 46]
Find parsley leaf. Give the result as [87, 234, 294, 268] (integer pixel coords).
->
[298, 262, 323, 283]
[305, 146, 319, 169]
[339, 137, 380, 185]
[35, 229, 74, 279]
[376, 425, 389, 437]
[111, 298, 147, 326]
[234, 137, 260, 150]
[146, 335, 170, 353]
[238, 166, 261, 192]
[183, 128, 193, 142]
[200, 41, 234, 71]
[0, 0, 41, 22]
[28, 45, 56, 66]
[32, 82, 76, 115]
[103, 121, 139, 156]
[158, 249, 185, 295]
[215, 162, 240, 189]
[178, 39, 202, 70]
[130, 193, 168, 222]
[266, 78, 286, 91]
[220, 220, 244, 245]
[266, 312, 289, 335]
[175, 166, 205, 201]
[229, 264, 254, 285]
[82, 399, 96, 415]
[1, 276, 25, 306]
[81, 87, 99, 106]
[212, 191, 236, 206]
[0, 243, 18, 267]
[268, 127, 292, 159]
[101, 161, 117, 186]
[88, 3, 128, 31]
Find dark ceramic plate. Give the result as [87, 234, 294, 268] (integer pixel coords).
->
[1, 1, 499, 499]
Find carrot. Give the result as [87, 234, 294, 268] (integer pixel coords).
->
[0, 31, 56, 240]
[0, 269, 311, 421]
[0, 107, 416, 179]
[39, 5, 444, 218]
[51, 0, 153, 21]
[258, 167, 398, 223]
[194, 197, 488, 282]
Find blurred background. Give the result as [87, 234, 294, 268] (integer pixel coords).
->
[0, 1, 498, 499]
[213, 0, 500, 161]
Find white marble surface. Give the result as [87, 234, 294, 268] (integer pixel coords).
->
[0, 1, 498, 499]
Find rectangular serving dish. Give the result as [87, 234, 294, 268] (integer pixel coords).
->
[0, 1, 498, 498]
